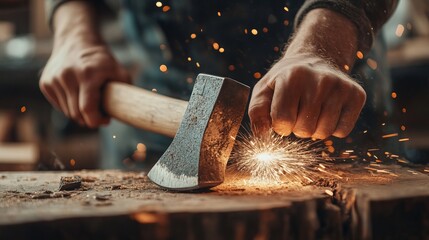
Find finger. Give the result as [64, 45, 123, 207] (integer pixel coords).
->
[312, 96, 342, 139]
[58, 71, 86, 125]
[40, 83, 61, 111]
[116, 67, 131, 84]
[79, 81, 109, 128]
[293, 98, 321, 138]
[248, 79, 273, 136]
[51, 80, 70, 117]
[270, 76, 301, 137]
[333, 86, 366, 138]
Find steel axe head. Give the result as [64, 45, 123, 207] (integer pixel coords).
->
[147, 74, 250, 190]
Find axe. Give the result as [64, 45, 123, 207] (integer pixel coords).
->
[103, 74, 250, 190]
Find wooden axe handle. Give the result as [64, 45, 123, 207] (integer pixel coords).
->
[102, 82, 188, 138]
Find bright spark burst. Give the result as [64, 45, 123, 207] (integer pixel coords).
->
[228, 130, 331, 185]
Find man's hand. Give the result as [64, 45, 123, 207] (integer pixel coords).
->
[249, 8, 366, 139]
[40, 1, 130, 128]
[249, 54, 366, 139]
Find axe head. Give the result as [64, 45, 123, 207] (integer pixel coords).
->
[148, 74, 250, 191]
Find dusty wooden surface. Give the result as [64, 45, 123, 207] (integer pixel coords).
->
[0, 164, 428, 240]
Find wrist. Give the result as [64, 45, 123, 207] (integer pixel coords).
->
[284, 8, 358, 72]
[52, 1, 103, 52]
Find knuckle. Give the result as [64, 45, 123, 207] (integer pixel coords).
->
[79, 102, 93, 115]
[80, 65, 97, 78]
[293, 126, 313, 138]
[58, 67, 73, 79]
[248, 104, 265, 119]
[271, 111, 294, 125]
[354, 85, 367, 104]
[289, 65, 309, 77]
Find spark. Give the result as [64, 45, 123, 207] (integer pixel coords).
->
[395, 24, 405, 37]
[367, 58, 378, 70]
[159, 64, 168, 72]
[356, 51, 364, 59]
[398, 138, 410, 142]
[344, 64, 350, 71]
[155, 1, 162, 7]
[162, 6, 170, 12]
[253, 72, 262, 79]
[190, 33, 196, 39]
[228, 130, 330, 185]
[20, 106, 26, 113]
[382, 133, 398, 138]
[251, 29, 258, 35]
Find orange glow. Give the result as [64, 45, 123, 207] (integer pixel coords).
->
[356, 51, 364, 59]
[155, 1, 162, 7]
[159, 64, 168, 72]
[137, 143, 146, 152]
[251, 29, 258, 35]
[187, 57, 192, 61]
[212, 42, 220, 50]
[217, 11, 221, 17]
[344, 64, 350, 71]
[327, 146, 335, 153]
[283, 6, 289, 12]
[70, 159, 76, 167]
[391, 92, 397, 99]
[244, 28, 248, 34]
[196, 62, 200, 68]
[228, 65, 235, 71]
[133, 213, 161, 224]
[162, 6, 170, 12]
[399, 138, 410, 142]
[219, 47, 225, 53]
[253, 72, 262, 79]
[402, 107, 407, 113]
[395, 24, 405, 37]
[190, 33, 196, 39]
[382, 133, 398, 138]
[367, 58, 378, 70]
[20, 106, 26, 113]
[263, 27, 268, 33]
[401, 125, 406, 131]
[324, 140, 333, 146]
[273, 46, 279, 52]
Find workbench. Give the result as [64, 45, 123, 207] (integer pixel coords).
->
[1, 164, 428, 240]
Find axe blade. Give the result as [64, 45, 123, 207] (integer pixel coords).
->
[148, 74, 250, 190]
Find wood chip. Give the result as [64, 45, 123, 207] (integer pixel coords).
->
[59, 176, 82, 191]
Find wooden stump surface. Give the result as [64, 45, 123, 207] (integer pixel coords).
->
[0, 164, 428, 240]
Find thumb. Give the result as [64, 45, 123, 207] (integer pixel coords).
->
[116, 66, 131, 84]
[248, 80, 273, 137]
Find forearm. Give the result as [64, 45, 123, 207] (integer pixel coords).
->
[52, 1, 103, 51]
[285, 8, 358, 73]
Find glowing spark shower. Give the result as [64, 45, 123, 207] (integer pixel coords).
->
[228, 130, 330, 185]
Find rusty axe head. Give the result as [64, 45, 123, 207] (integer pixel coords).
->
[147, 74, 250, 190]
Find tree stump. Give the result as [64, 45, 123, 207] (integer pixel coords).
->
[0, 164, 428, 240]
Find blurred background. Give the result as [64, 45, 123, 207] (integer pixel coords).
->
[0, 0, 428, 171]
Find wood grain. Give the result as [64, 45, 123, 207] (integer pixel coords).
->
[103, 82, 188, 138]
[0, 164, 428, 240]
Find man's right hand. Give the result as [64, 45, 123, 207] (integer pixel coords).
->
[40, 1, 130, 128]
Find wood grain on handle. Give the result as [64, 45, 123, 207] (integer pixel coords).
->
[102, 82, 188, 138]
